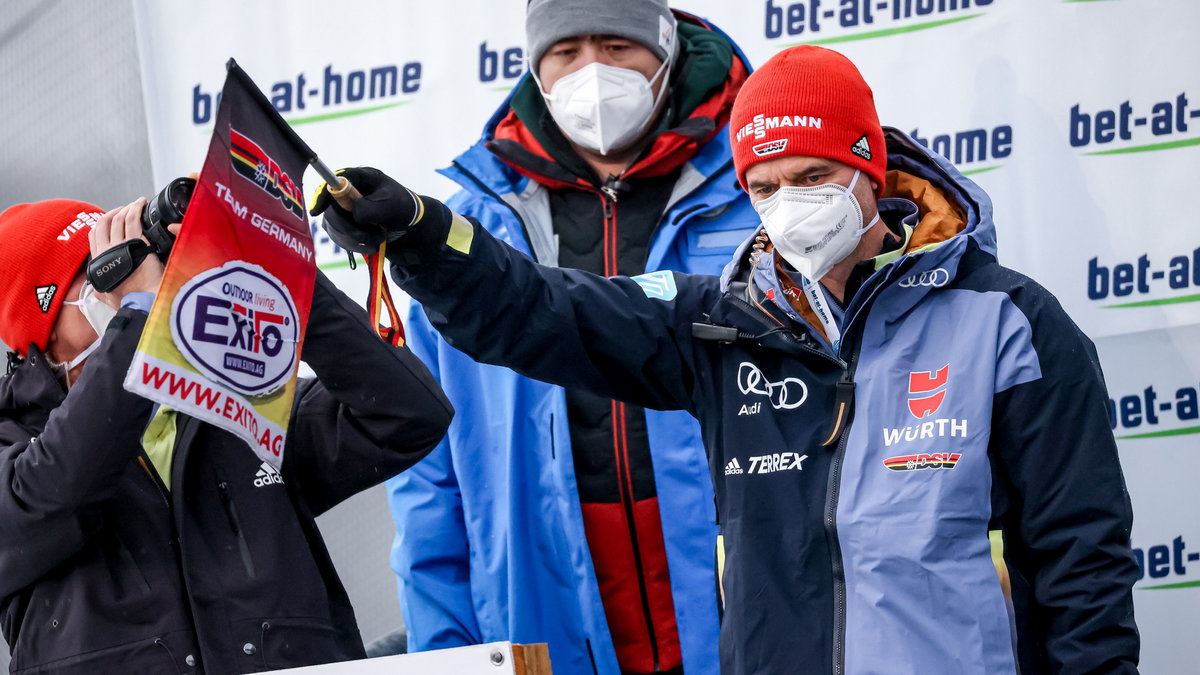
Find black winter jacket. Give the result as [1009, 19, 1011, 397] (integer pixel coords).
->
[0, 273, 452, 674]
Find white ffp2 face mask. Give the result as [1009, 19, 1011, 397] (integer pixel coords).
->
[51, 283, 118, 385]
[48, 339, 100, 386]
[63, 283, 118, 339]
[537, 56, 671, 156]
[754, 170, 880, 281]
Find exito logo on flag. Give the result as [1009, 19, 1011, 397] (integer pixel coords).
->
[171, 262, 299, 396]
[125, 60, 316, 469]
[908, 365, 949, 419]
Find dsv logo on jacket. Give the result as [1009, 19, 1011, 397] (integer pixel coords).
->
[737, 362, 808, 413]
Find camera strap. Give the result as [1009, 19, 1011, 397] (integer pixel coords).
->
[87, 240, 154, 293]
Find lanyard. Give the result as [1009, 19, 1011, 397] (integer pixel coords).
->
[801, 276, 842, 353]
[365, 242, 405, 347]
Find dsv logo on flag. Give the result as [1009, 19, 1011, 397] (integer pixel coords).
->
[737, 362, 808, 410]
[898, 268, 950, 288]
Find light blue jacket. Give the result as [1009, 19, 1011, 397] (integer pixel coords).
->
[386, 86, 759, 674]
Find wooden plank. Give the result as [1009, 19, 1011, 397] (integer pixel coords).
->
[512, 643, 552, 675]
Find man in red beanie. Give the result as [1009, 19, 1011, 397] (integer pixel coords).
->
[314, 44, 1139, 675]
[0, 198, 452, 673]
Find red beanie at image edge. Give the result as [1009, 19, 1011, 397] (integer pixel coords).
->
[730, 45, 887, 194]
[0, 200, 104, 356]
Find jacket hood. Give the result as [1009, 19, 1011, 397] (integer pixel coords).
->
[0, 347, 65, 444]
[442, 11, 752, 197]
[721, 126, 997, 292]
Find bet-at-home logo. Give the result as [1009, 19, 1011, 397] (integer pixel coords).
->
[910, 124, 1013, 174]
[1071, 91, 1200, 156]
[1087, 246, 1200, 309]
[193, 61, 422, 126]
[1134, 534, 1200, 590]
[763, 0, 995, 46]
[1108, 378, 1200, 441]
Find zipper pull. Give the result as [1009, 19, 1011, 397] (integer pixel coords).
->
[217, 481, 240, 533]
[822, 371, 857, 448]
[600, 175, 628, 203]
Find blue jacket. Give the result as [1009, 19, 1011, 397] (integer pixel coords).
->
[386, 65, 759, 675]
[388, 128, 1140, 675]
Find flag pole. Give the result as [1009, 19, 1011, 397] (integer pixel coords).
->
[222, 59, 403, 346]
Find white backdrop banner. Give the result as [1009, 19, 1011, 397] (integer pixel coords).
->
[1097, 323, 1200, 673]
[131, 1, 1199, 671]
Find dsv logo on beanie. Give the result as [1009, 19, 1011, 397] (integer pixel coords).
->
[170, 262, 299, 397]
[753, 139, 789, 157]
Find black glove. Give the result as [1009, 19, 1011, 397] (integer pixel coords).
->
[310, 167, 423, 254]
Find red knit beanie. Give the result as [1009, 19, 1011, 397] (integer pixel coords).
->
[0, 200, 104, 356]
[730, 46, 886, 194]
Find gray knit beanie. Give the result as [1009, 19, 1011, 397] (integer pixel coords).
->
[526, 0, 678, 72]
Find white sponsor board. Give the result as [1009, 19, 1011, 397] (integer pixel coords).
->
[1097, 323, 1200, 674]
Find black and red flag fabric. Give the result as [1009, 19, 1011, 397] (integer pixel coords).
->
[124, 60, 317, 469]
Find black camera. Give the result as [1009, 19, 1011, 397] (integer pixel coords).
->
[142, 176, 195, 261]
[87, 177, 196, 292]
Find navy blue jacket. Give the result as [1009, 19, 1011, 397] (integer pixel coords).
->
[389, 129, 1140, 675]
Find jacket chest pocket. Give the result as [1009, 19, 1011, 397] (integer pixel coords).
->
[216, 472, 259, 580]
[684, 215, 749, 265]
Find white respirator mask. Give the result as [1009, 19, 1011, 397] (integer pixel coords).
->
[753, 170, 880, 282]
[535, 52, 672, 156]
[50, 283, 118, 383]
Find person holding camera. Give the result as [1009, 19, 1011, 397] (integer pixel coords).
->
[0, 197, 452, 673]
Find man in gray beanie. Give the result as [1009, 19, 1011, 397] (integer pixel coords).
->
[384, 2, 757, 674]
[526, 0, 677, 69]
[526, 0, 678, 163]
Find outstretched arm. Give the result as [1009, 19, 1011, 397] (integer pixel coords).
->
[313, 168, 722, 414]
